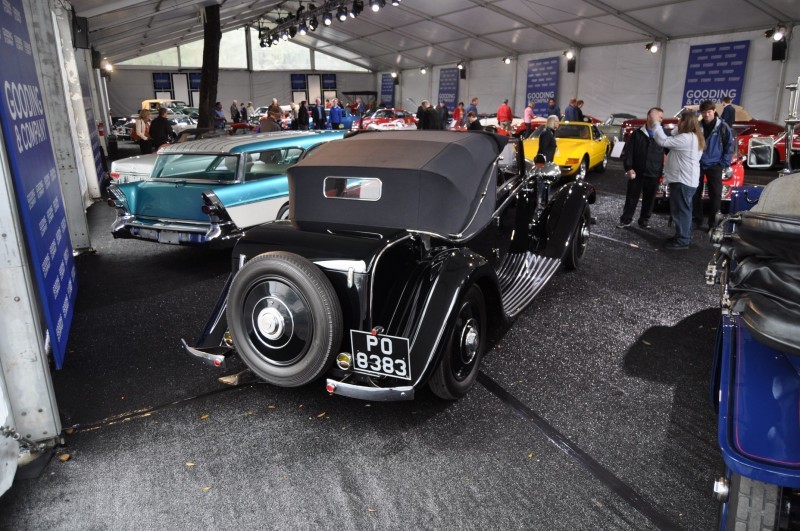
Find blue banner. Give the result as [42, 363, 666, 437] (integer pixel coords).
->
[380, 74, 394, 107]
[152, 72, 171, 90]
[0, 0, 77, 368]
[437, 68, 459, 112]
[189, 73, 202, 90]
[525, 57, 559, 117]
[682, 40, 749, 106]
[322, 74, 337, 90]
[290, 74, 306, 90]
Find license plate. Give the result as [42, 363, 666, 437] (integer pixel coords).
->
[159, 230, 181, 245]
[350, 330, 411, 380]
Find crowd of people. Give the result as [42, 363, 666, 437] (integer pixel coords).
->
[618, 99, 734, 250]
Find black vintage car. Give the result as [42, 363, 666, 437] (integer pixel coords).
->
[183, 130, 595, 401]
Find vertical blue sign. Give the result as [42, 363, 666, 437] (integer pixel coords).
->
[682, 40, 749, 105]
[321, 74, 337, 90]
[380, 74, 394, 107]
[526, 57, 559, 116]
[189, 73, 202, 90]
[437, 68, 459, 112]
[290, 74, 307, 90]
[0, 0, 77, 368]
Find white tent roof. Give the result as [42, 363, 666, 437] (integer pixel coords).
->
[72, 0, 800, 70]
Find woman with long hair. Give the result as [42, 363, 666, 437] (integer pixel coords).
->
[652, 109, 705, 250]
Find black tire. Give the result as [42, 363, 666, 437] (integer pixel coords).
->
[725, 473, 780, 530]
[575, 156, 588, 180]
[595, 150, 608, 173]
[564, 212, 590, 270]
[429, 285, 487, 400]
[226, 251, 342, 387]
[276, 202, 290, 220]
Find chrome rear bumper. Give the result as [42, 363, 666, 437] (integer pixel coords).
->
[325, 379, 414, 401]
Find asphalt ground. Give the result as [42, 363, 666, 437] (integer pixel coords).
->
[0, 143, 784, 530]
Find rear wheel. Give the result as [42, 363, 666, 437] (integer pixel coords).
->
[226, 251, 342, 387]
[429, 285, 487, 400]
[725, 473, 780, 530]
[564, 212, 590, 270]
[595, 151, 608, 173]
[276, 202, 290, 220]
[575, 156, 588, 180]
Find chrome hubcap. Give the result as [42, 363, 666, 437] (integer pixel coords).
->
[257, 306, 285, 340]
[460, 318, 479, 365]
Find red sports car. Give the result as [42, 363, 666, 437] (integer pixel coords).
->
[654, 152, 745, 206]
[352, 108, 417, 130]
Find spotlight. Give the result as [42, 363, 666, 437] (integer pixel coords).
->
[457, 61, 464, 70]
[271, 33, 279, 44]
[323, 12, 332, 25]
[337, 5, 347, 21]
[370, 0, 385, 11]
[309, 16, 318, 31]
[564, 49, 575, 60]
[298, 22, 307, 35]
[774, 24, 786, 41]
[391, 71, 397, 78]
[281, 28, 289, 40]
[420, 66, 427, 74]
[260, 39, 267, 48]
[645, 41, 658, 53]
[502, 56, 511, 64]
[391, 0, 400, 4]
[103, 62, 113, 72]
[349, 1, 363, 18]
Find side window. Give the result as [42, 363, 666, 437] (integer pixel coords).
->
[245, 148, 304, 181]
[396, 111, 405, 119]
[592, 126, 602, 139]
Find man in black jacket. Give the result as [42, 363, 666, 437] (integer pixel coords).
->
[148, 107, 174, 149]
[617, 107, 665, 229]
[420, 100, 441, 130]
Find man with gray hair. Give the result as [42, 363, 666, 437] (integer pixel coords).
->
[419, 100, 441, 130]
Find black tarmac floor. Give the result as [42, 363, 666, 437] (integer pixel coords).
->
[0, 146, 782, 530]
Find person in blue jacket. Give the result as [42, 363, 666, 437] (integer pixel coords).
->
[329, 98, 343, 129]
[694, 99, 734, 230]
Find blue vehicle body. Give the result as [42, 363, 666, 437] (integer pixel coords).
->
[107, 130, 344, 247]
[709, 182, 800, 529]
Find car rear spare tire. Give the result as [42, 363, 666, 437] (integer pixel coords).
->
[227, 251, 342, 387]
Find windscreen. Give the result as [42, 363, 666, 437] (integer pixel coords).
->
[151, 153, 239, 182]
[556, 125, 591, 139]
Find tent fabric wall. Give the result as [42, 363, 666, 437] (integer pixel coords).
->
[108, 69, 376, 117]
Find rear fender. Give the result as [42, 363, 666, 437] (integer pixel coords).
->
[374, 247, 501, 388]
[717, 315, 800, 488]
[537, 180, 594, 260]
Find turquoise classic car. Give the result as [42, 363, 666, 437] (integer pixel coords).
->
[107, 130, 345, 247]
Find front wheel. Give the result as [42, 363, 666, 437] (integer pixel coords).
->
[276, 202, 290, 220]
[429, 285, 487, 400]
[226, 251, 342, 387]
[724, 473, 780, 530]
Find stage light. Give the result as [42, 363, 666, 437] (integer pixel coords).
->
[645, 41, 658, 53]
[391, 71, 397, 78]
[420, 66, 427, 74]
[309, 16, 318, 31]
[391, 0, 400, 5]
[457, 61, 464, 70]
[337, 5, 347, 21]
[502, 56, 511, 64]
[774, 25, 786, 41]
[564, 49, 575, 60]
[349, 1, 363, 18]
[323, 11, 332, 25]
[298, 22, 307, 35]
[370, 0, 385, 11]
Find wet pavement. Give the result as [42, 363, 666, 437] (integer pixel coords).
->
[0, 149, 780, 530]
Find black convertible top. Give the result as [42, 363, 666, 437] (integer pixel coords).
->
[288, 130, 508, 238]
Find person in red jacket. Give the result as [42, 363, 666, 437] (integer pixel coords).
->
[497, 99, 513, 132]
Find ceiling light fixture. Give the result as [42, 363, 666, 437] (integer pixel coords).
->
[563, 49, 575, 60]
[457, 61, 464, 70]
[391, 71, 398, 78]
[349, 0, 363, 18]
[298, 22, 307, 35]
[420, 66, 427, 74]
[308, 16, 318, 31]
[370, 0, 385, 11]
[391, 0, 400, 5]
[337, 5, 347, 21]
[502, 56, 512, 64]
[323, 11, 332, 25]
[645, 41, 659, 53]
[773, 24, 786, 41]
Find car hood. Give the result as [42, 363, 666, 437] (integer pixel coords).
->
[118, 180, 218, 222]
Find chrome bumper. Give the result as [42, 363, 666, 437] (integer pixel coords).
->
[180, 338, 232, 368]
[325, 379, 415, 401]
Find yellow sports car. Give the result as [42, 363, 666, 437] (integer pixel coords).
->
[522, 122, 610, 179]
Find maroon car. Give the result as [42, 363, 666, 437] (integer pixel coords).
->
[619, 104, 782, 148]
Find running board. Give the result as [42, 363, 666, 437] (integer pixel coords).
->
[496, 252, 561, 318]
